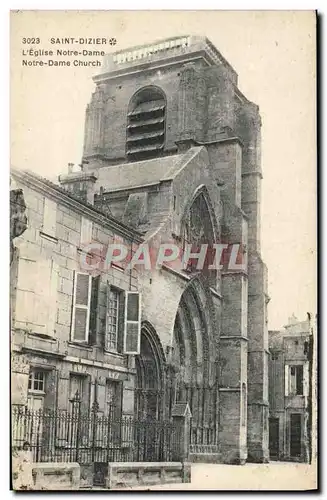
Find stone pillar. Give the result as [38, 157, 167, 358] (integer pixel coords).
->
[219, 271, 248, 464]
[247, 253, 269, 463]
[83, 84, 105, 158]
[235, 101, 269, 463]
[176, 63, 200, 151]
[206, 66, 235, 140]
[238, 103, 262, 253]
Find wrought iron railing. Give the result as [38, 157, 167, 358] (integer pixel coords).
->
[12, 405, 182, 464]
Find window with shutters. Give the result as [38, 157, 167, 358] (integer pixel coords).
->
[71, 271, 92, 342]
[285, 364, 304, 396]
[123, 291, 141, 354]
[126, 87, 166, 161]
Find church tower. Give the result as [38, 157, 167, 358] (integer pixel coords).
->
[64, 36, 269, 463]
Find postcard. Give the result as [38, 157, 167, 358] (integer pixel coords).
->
[10, 10, 317, 491]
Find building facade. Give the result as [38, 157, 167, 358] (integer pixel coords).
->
[11, 35, 269, 464]
[11, 168, 142, 423]
[268, 315, 313, 462]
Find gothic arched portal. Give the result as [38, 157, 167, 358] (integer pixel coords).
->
[135, 322, 165, 421]
[168, 278, 219, 451]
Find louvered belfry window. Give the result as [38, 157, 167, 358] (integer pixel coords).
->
[127, 87, 166, 161]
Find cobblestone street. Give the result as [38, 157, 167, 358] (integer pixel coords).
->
[120, 462, 318, 491]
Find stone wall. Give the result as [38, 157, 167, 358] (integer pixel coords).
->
[106, 462, 191, 489]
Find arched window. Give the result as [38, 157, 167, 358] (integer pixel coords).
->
[126, 87, 166, 161]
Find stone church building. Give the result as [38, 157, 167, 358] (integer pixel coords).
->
[11, 35, 269, 465]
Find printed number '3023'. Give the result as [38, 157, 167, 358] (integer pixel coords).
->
[22, 38, 40, 44]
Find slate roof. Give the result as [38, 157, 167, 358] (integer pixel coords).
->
[96, 146, 204, 193]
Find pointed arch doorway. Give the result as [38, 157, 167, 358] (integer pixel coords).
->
[135, 323, 165, 421]
[167, 279, 219, 453]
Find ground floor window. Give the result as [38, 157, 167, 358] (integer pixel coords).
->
[27, 369, 46, 411]
[28, 370, 45, 392]
[105, 380, 122, 418]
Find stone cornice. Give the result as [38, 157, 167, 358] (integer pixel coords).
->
[194, 136, 244, 149]
[220, 336, 248, 342]
[95, 35, 238, 84]
[242, 171, 263, 179]
[94, 53, 209, 83]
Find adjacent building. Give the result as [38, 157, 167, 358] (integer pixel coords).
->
[268, 315, 314, 462]
[11, 35, 269, 464]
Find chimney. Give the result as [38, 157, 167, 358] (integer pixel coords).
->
[59, 161, 97, 205]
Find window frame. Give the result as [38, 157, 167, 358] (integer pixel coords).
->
[285, 364, 304, 396]
[28, 370, 46, 394]
[105, 285, 120, 352]
[71, 271, 92, 343]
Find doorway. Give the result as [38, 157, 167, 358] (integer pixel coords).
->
[290, 413, 302, 458]
[269, 417, 279, 459]
[135, 329, 164, 421]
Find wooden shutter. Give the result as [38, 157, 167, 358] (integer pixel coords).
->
[71, 272, 92, 342]
[123, 292, 141, 354]
[303, 362, 309, 397]
[89, 275, 100, 345]
[117, 292, 125, 353]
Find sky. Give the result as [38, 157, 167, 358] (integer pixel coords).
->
[10, 10, 317, 329]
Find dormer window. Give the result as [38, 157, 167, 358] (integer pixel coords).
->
[126, 87, 166, 161]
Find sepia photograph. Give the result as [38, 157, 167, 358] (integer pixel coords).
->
[9, 10, 317, 491]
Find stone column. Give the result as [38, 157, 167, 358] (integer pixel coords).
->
[176, 63, 205, 151]
[83, 84, 105, 158]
